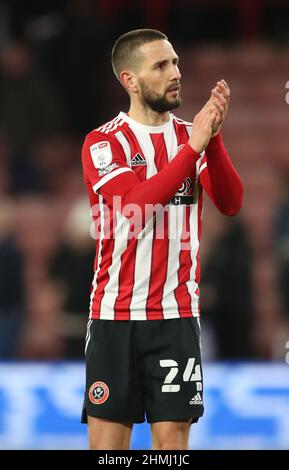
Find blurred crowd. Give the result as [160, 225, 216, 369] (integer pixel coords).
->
[0, 0, 289, 360]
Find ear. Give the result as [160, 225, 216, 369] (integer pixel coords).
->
[120, 70, 138, 94]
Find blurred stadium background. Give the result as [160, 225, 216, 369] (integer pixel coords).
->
[0, 0, 289, 449]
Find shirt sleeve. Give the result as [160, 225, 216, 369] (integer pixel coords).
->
[82, 131, 134, 193]
[199, 133, 243, 216]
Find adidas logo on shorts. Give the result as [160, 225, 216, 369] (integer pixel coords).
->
[189, 392, 203, 405]
[131, 153, 147, 166]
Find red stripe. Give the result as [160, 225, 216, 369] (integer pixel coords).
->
[112, 124, 147, 319]
[113, 237, 138, 320]
[87, 188, 101, 319]
[87, 189, 101, 278]
[123, 124, 147, 181]
[145, 133, 171, 319]
[194, 191, 203, 315]
[92, 204, 116, 319]
[106, 123, 148, 320]
[150, 133, 169, 169]
[174, 206, 193, 317]
[146, 211, 169, 320]
[90, 236, 101, 319]
[172, 118, 198, 317]
[195, 190, 203, 285]
[173, 118, 190, 145]
[197, 190, 203, 242]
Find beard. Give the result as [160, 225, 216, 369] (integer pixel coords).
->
[139, 79, 182, 113]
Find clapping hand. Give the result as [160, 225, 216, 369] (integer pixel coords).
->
[210, 79, 230, 136]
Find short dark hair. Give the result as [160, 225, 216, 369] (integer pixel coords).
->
[111, 29, 168, 81]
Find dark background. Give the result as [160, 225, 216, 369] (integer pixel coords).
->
[0, 0, 288, 361]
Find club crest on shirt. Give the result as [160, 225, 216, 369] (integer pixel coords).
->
[90, 141, 112, 169]
[89, 381, 110, 405]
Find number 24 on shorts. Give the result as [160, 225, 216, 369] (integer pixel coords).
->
[160, 357, 202, 393]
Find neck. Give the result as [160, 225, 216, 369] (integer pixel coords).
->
[128, 100, 170, 127]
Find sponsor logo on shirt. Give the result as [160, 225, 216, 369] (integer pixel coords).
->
[177, 144, 185, 153]
[98, 162, 119, 176]
[170, 177, 199, 205]
[90, 141, 112, 169]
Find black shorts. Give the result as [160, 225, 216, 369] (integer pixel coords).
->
[81, 317, 204, 424]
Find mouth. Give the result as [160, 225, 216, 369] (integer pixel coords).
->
[167, 85, 181, 95]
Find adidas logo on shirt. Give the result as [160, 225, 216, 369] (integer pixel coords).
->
[189, 392, 203, 405]
[131, 153, 147, 166]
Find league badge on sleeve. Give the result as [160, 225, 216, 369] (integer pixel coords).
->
[90, 141, 113, 169]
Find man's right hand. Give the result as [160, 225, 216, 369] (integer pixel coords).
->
[188, 104, 217, 154]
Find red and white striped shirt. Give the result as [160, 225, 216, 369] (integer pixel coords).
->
[82, 112, 208, 321]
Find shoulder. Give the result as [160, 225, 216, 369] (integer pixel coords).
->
[84, 115, 127, 146]
[95, 114, 126, 136]
[82, 117, 128, 168]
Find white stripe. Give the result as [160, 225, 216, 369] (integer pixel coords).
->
[195, 152, 205, 178]
[103, 117, 120, 132]
[128, 127, 157, 320]
[129, 126, 158, 175]
[96, 123, 108, 132]
[186, 203, 200, 316]
[197, 317, 202, 356]
[129, 218, 155, 320]
[174, 116, 193, 126]
[199, 162, 207, 174]
[161, 205, 184, 318]
[93, 167, 133, 192]
[97, 116, 118, 132]
[99, 212, 130, 320]
[163, 123, 178, 161]
[103, 117, 121, 133]
[105, 119, 124, 134]
[85, 319, 92, 342]
[160, 126, 180, 318]
[114, 131, 131, 165]
[85, 319, 93, 354]
[89, 194, 105, 319]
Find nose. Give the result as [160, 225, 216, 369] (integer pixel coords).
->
[171, 64, 181, 82]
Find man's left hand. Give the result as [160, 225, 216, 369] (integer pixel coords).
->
[210, 79, 230, 136]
